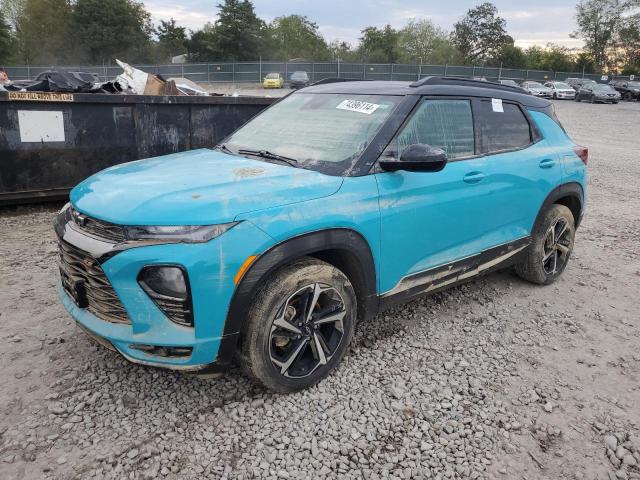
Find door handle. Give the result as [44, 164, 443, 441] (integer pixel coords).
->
[463, 171, 485, 184]
[539, 158, 556, 169]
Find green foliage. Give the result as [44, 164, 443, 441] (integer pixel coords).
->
[572, 0, 627, 69]
[185, 23, 219, 62]
[267, 15, 329, 60]
[358, 25, 399, 63]
[614, 17, 640, 72]
[213, 0, 265, 61]
[451, 2, 512, 62]
[156, 18, 187, 62]
[3, 0, 638, 78]
[14, 0, 73, 64]
[73, 0, 153, 64]
[328, 40, 359, 62]
[397, 19, 461, 64]
[493, 44, 527, 68]
[574, 52, 596, 73]
[0, 10, 15, 64]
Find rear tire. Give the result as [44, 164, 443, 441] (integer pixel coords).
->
[239, 257, 356, 392]
[515, 204, 575, 285]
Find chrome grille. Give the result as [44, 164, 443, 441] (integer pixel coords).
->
[58, 239, 131, 325]
[71, 208, 126, 243]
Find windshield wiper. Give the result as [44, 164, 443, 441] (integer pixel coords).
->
[237, 149, 299, 167]
[215, 143, 234, 154]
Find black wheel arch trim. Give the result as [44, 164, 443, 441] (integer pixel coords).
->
[212, 228, 378, 369]
[534, 182, 585, 230]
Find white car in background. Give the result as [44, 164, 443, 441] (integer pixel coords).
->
[544, 81, 576, 100]
[520, 81, 553, 98]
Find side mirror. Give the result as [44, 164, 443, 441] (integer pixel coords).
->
[380, 144, 448, 173]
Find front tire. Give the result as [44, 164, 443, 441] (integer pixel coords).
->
[239, 257, 356, 392]
[515, 204, 575, 285]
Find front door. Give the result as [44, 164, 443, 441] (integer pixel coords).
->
[376, 98, 498, 295]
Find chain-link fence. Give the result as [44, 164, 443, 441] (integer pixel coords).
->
[4, 61, 636, 84]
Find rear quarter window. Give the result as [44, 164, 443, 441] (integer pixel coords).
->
[477, 100, 532, 153]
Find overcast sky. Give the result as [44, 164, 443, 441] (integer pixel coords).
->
[144, 0, 582, 50]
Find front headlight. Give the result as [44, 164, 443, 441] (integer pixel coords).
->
[125, 222, 238, 243]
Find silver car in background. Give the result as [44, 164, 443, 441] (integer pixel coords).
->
[544, 81, 576, 100]
[520, 81, 553, 98]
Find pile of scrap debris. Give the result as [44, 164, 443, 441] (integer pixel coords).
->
[1, 60, 213, 96]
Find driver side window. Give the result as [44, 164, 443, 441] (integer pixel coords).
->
[385, 99, 475, 161]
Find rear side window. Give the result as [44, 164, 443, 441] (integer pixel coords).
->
[394, 99, 475, 160]
[477, 101, 532, 153]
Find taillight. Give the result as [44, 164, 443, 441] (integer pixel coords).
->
[573, 146, 588, 165]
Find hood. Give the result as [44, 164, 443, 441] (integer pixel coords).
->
[70, 149, 343, 225]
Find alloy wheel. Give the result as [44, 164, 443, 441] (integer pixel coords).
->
[542, 218, 572, 275]
[269, 283, 346, 378]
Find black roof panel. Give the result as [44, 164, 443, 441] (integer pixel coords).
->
[302, 78, 551, 108]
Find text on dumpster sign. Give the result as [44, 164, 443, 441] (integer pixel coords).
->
[8, 92, 74, 102]
[336, 99, 380, 115]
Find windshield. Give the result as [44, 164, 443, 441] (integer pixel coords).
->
[527, 82, 544, 88]
[629, 82, 640, 88]
[265, 73, 280, 79]
[501, 80, 517, 86]
[291, 72, 308, 80]
[224, 93, 401, 174]
[554, 82, 571, 89]
[594, 84, 615, 91]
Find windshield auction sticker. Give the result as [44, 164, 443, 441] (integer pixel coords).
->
[336, 99, 380, 114]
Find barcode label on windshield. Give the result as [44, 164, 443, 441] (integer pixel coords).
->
[336, 99, 380, 115]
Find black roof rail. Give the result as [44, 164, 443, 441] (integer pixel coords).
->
[310, 77, 371, 86]
[410, 76, 524, 93]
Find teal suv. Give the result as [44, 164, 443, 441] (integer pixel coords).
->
[56, 77, 587, 392]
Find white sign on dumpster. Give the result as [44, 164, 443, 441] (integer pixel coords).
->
[18, 110, 65, 143]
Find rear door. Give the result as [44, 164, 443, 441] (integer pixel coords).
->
[473, 98, 563, 242]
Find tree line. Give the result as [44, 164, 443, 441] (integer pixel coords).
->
[0, 0, 638, 74]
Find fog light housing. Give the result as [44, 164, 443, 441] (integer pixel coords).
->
[138, 266, 193, 327]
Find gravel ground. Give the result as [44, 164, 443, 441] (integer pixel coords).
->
[1, 100, 639, 480]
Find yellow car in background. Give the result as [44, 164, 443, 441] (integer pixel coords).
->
[263, 73, 284, 89]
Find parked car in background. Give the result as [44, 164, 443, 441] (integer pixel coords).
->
[544, 81, 576, 100]
[520, 81, 553, 98]
[499, 79, 527, 93]
[611, 80, 640, 101]
[263, 73, 284, 89]
[55, 77, 587, 392]
[575, 83, 621, 103]
[289, 71, 310, 89]
[499, 79, 519, 87]
[565, 78, 595, 91]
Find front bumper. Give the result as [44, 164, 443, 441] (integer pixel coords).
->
[56, 214, 274, 371]
[556, 91, 575, 99]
